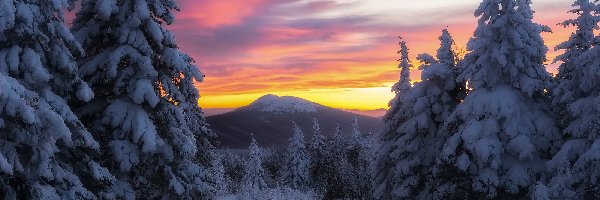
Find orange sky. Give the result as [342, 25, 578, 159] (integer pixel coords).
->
[166, 0, 575, 113]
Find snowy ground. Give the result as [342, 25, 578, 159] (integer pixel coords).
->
[216, 187, 321, 200]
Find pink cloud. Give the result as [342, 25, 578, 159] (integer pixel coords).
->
[164, 0, 574, 106]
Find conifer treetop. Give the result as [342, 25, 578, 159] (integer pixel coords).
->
[461, 0, 551, 96]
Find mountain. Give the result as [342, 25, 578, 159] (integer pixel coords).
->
[207, 94, 383, 149]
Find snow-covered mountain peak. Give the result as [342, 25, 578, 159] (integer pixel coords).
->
[241, 94, 318, 114]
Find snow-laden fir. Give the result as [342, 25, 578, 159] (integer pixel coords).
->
[282, 121, 311, 190]
[0, 0, 98, 198]
[545, 0, 600, 199]
[70, 0, 218, 198]
[373, 29, 466, 199]
[372, 37, 415, 200]
[240, 136, 268, 196]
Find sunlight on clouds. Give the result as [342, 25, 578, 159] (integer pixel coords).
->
[172, 0, 574, 110]
[199, 86, 397, 111]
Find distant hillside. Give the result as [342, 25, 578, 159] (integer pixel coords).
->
[207, 94, 383, 149]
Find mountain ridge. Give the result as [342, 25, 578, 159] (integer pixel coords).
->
[207, 94, 383, 149]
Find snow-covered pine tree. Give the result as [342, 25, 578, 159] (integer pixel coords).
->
[331, 121, 346, 152]
[283, 121, 311, 191]
[383, 38, 413, 126]
[552, 0, 600, 124]
[547, 1, 600, 199]
[242, 136, 267, 194]
[372, 37, 414, 199]
[546, 1, 600, 199]
[350, 117, 361, 142]
[311, 117, 326, 151]
[309, 117, 328, 191]
[221, 149, 245, 192]
[347, 116, 362, 169]
[211, 155, 229, 197]
[345, 117, 374, 198]
[437, 0, 560, 198]
[530, 182, 551, 200]
[71, 0, 216, 198]
[376, 29, 462, 199]
[323, 121, 352, 199]
[0, 1, 107, 199]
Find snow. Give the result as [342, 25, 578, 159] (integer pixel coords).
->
[89, 161, 116, 182]
[76, 82, 94, 102]
[216, 187, 321, 200]
[103, 99, 159, 153]
[0, 152, 13, 174]
[130, 79, 159, 107]
[531, 182, 550, 200]
[95, 0, 115, 20]
[0, 0, 15, 32]
[242, 94, 318, 114]
[109, 140, 140, 172]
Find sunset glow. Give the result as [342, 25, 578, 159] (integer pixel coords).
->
[167, 0, 575, 113]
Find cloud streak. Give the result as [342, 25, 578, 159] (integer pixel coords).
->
[165, 0, 574, 109]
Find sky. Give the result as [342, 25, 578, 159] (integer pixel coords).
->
[164, 0, 575, 116]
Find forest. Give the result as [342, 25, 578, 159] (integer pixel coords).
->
[1, 0, 600, 199]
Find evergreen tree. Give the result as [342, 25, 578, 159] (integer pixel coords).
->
[345, 117, 374, 198]
[350, 116, 361, 142]
[282, 121, 311, 190]
[221, 149, 245, 192]
[437, 0, 560, 198]
[547, 1, 600, 199]
[383, 38, 413, 125]
[311, 117, 326, 151]
[530, 182, 551, 200]
[322, 121, 352, 199]
[0, 1, 103, 199]
[552, 0, 600, 124]
[372, 37, 414, 199]
[378, 29, 462, 199]
[309, 117, 328, 192]
[553, 0, 599, 101]
[71, 0, 216, 198]
[329, 121, 348, 167]
[211, 156, 230, 197]
[242, 136, 267, 194]
[546, 1, 600, 199]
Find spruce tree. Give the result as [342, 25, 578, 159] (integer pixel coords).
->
[71, 0, 216, 198]
[546, 1, 600, 199]
[323, 121, 351, 199]
[548, 1, 600, 198]
[242, 136, 267, 194]
[311, 117, 326, 151]
[372, 38, 413, 199]
[345, 117, 374, 198]
[350, 117, 361, 142]
[553, 0, 599, 107]
[283, 121, 311, 190]
[211, 156, 229, 197]
[379, 29, 462, 199]
[309, 117, 327, 192]
[383, 39, 413, 126]
[437, 0, 560, 198]
[0, 1, 102, 199]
